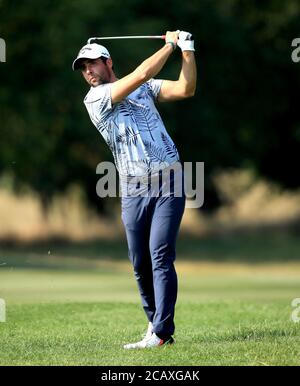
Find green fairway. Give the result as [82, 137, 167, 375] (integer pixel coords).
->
[0, 235, 300, 366]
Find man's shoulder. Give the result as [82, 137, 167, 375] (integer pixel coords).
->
[84, 84, 110, 104]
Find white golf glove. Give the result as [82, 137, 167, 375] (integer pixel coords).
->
[177, 30, 195, 52]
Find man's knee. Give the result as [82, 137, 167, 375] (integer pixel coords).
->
[129, 251, 151, 275]
[150, 243, 176, 266]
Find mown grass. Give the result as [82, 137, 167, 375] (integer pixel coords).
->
[0, 234, 300, 366]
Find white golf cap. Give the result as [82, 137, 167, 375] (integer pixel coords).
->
[72, 43, 110, 70]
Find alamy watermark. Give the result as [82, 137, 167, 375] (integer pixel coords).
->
[96, 161, 204, 209]
[0, 298, 6, 322]
[291, 38, 300, 63]
[291, 298, 300, 323]
[0, 38, 6, 63]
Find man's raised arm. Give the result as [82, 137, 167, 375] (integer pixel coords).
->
[158, 31, 197, 102]
[110, 31, 179, 103]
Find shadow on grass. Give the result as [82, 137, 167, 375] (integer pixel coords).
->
[0, 230, 299, 271]
[177, 232, 300, 263]
[223, 327, 299, 342]
[193, 326, 300, 344]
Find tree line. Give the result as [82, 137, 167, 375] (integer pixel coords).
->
[0, 0, 299, 213]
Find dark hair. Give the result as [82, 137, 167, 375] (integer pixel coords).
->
[100, 57, 108, 64]
[101, 56, 114, 70]
[77, 56, 113, 71]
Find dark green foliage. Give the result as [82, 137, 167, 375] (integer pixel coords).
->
[0, 0, 299, 212]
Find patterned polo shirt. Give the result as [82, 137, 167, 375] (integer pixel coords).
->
[84, 79, 180, 177]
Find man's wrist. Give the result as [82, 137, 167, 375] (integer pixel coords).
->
[165, 41, 176, 51]
[182, 50, 195, 58]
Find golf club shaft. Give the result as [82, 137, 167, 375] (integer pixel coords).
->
[87, 35, 165, 44]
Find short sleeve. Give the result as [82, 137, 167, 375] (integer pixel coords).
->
[84, 84, 112, 122]
[146, 78, 163, 100]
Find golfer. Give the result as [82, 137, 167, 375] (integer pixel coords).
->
[73, 30, 196, 348]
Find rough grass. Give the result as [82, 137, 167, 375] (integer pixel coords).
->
[0, 235, 300, 366]
[1, 300, 299, 366]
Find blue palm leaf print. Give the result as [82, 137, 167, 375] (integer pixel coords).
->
[118, 102, 131, 117]
[160, 132, 179, 159]
[118, 101, 139, 126]
[128, 101, 157, 141]
[144, 141, 167, 163]
[116, 126, 139, 147]
[140, 159, 153, 174]
[95, 97, 113, 133]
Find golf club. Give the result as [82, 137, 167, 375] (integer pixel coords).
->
[87, 35, 166, 44]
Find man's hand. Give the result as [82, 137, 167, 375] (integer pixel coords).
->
[177, 31, 195, 52]
[165, 31, 179, 50]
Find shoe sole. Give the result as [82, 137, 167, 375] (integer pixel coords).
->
[123, 338, 175, 349]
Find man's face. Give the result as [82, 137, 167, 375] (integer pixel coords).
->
[80, 58, 111, 87]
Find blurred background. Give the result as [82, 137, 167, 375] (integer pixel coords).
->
[0, 0, 300, 245]
[1, 1, 300, 366]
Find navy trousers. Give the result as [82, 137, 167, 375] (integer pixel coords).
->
[121, 172, 185, 337]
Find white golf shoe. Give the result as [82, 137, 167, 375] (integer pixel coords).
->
[123, 323, 174, 349]
[123, 322, 153, 349]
